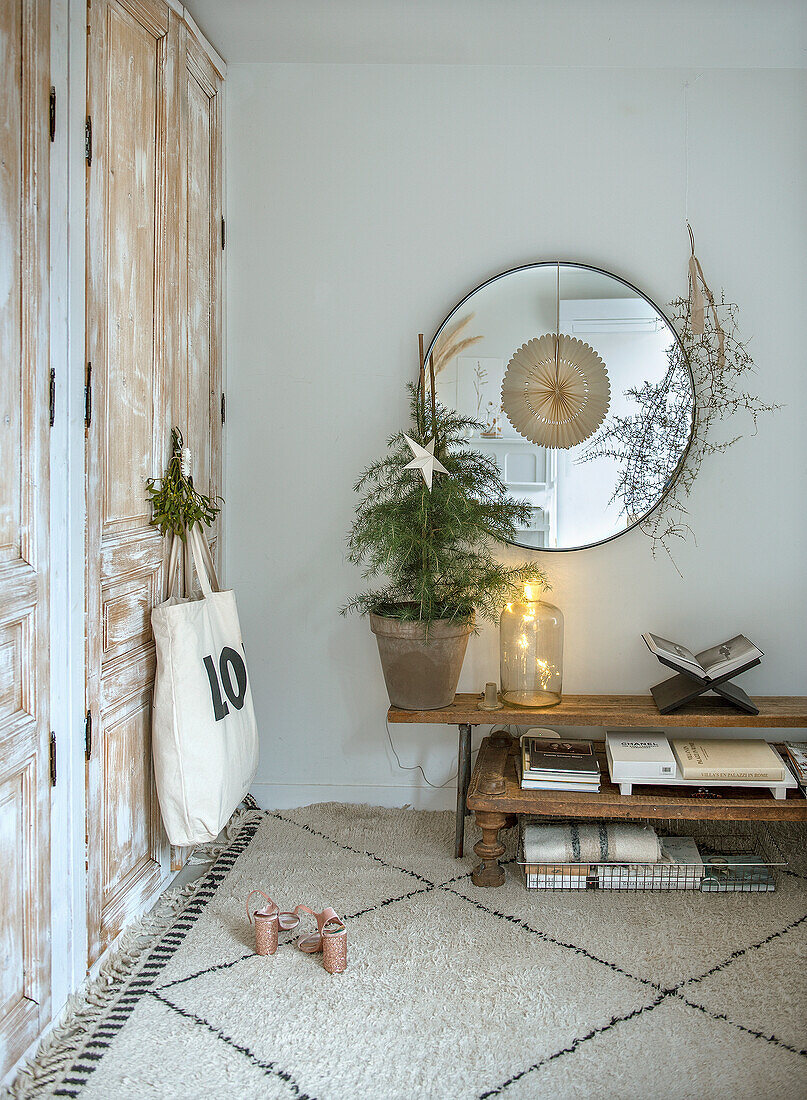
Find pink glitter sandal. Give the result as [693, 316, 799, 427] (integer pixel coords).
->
[246, 891, 302, 956]
[295, 906, 347, 973]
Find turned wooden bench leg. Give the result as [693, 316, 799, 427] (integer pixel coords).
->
[472, 809, 507, 886]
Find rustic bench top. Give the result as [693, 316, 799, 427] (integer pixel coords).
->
[388, 693, 807, 728]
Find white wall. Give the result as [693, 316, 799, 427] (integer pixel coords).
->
[224, 57, 807, 809]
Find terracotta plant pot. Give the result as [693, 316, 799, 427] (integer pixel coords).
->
[369, 612, 474, 711]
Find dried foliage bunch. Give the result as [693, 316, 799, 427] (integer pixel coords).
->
[580, 231, 777, 560]
[578, 339, 694, 528]
[342, 383, 548, 625]
[146, 427, 222, 539]
[430, 312, 482, 376]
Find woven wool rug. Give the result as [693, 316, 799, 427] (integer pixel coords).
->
[6, 805, 807, 1099]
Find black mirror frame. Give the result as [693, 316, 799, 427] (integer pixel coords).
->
[424, 260, 696, 553]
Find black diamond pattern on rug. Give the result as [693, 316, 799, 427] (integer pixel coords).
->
[7, 805, 807, 1100]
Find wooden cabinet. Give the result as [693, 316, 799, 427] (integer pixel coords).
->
[84, 0, 224, 963]
[0, 0, 51, 1076]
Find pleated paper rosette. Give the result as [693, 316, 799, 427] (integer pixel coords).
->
[501, 334, 611, 449]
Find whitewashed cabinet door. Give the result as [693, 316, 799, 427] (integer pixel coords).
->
[0, 0, 51, 1078]
[168, 23, 225, 870]
[184, 25, 223, 547]
[84, 0, 179, 964]
[178, 22, 224, 591]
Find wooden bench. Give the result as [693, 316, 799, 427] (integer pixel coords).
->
[387, 694, 807, 879]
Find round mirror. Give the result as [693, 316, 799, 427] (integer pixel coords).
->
[426, 262, 695, 551]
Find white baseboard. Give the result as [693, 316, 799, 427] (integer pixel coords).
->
[249, 782, 459, 812]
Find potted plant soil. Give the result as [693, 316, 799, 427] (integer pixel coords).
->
[342, 380, 548, 710]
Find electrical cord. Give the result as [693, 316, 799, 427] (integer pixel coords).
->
[385, 718, 516, 789]
[385, 718, 467, 788]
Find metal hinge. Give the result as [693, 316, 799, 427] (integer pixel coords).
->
[49, 733, 57, 786]
[49, 87, 56, 142]
[49, 368, 56, 427]
[220, 392, 226, 424]
[221, 216, 225, 250]
[84, 363, 92, 429]
[85, 115, 92, 165]
[85, 710, 92, 759]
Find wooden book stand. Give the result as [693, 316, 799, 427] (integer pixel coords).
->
[650, 656, 762, 715]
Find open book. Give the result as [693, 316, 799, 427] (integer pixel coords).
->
[642, 632, 763, 682]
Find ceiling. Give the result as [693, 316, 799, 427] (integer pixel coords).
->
[186, 0, 807, 68]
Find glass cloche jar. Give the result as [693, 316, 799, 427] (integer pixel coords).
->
[500, 584, 563, 707]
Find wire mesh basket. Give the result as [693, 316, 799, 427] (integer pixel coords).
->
[517, 817, 786, 892]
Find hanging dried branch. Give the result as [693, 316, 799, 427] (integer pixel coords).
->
[430, 312, 483, 377]
[579, 284, 778, 566]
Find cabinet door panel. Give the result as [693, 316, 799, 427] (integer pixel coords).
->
[86, 0, 226, 945]
[102, 5, 160, 532]
[0, 772, 26, 1022]
[0, 8, 23, 568]
[183, 32, 223, 553]
[85, 0, 175, 965]
[168, 23, 224, 867]
[101, 693, 159, 911]
[0, 0, 50, 1077]
[0, 759, 39, 1059]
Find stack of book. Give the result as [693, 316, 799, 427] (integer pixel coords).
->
[606, 730, 677, 783]
[784, 742, 807, 796]
[606, 729, 795, 795]
[522, 836, 776, 892]
[525, 863, 593, 890]
[597, 836, 704, 891]
[520, 736, 601, 792]
[700, 851, 775, 892]
[672, 737, 786, 782]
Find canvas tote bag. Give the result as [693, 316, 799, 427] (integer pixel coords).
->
[151, 523, 258, 845]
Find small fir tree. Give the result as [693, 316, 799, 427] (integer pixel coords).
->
[342, 383, 548, 625]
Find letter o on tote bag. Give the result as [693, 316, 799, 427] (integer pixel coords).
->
[151, 524, 258, 846]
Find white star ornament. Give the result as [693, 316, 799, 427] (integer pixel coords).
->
[403, 435, 449, 491]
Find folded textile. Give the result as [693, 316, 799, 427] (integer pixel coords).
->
[522, 822, 661, 864]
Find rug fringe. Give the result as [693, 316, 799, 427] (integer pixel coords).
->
[3, 804, 263, 1099]
[186, 804, 259, 864]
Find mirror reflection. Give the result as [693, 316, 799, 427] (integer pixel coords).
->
[427, 263, 694, 551]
